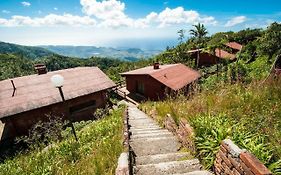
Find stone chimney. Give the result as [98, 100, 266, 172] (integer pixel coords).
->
[34, 64, 47, 75]
[153, 62, 160, 69]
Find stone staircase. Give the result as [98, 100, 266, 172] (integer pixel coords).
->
[128, 104, 212, 175]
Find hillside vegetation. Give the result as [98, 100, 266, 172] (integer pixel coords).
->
[0, 22, 281, 174]
[0, 41, 55, 59]
[0, 106, 124, 175]
[139, 22, 281, 174]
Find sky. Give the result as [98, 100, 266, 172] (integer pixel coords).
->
[0, 0, 280, 49]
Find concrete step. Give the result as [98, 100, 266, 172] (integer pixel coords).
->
[131, 129, 170, 135]
[171, 170, 213, 175]
[136, 152, 192, 165]
[129, 128, 164, 132]
[132, 132, 173, 139]
[130, 137, 180, 156]
[134, 159, 202, 175]
[130, 126, 161, 130]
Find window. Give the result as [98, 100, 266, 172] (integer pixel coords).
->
[70, 100, 96, 114]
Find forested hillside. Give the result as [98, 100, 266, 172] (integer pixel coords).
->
[0, 42, 55, 59]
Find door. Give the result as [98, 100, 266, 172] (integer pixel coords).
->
[136, 81, 144, 95]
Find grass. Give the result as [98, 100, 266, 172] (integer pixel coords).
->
[0, 106, 125, 175]
[140, 78, 281, 174]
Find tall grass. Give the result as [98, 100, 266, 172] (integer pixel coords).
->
[0, 106, 125, 175]
[140, 79, 281, 174]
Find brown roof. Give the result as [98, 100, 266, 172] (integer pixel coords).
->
[0, 67, 115, 119]
[121, 64, 201, 91]
[215, 49, 236, 60]
[225, 42, 243, 51]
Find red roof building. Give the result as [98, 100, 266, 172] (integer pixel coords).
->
[225, 42, 243, 52]
[0, 67, 115, 140]
[121, 64, 201, 100]
[187, 42, 242, 67]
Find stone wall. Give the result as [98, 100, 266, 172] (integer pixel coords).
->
[164, 114, 196, 154]
[116, 107, 130, 175]
[214, 139, 272, 175]
[163, 114, 272, 175]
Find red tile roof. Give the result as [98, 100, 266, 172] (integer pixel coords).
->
[225, 42, 243, 51]
[215, 49, 236, 60]
[121, 64, 201, 91]
[0, 67, 115, 119]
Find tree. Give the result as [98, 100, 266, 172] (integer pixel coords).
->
[258, 22, 281, 60]
[177, 29, 185, 44]
[189, 23, 208, 68]
[189, 23, 208, 48]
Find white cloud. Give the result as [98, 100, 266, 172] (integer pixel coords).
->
[54, 7, 58, 11]
[2, 10, 10, 14]
[0, 14, 96, 27]
[225, 16, 246, 27]
[80, 0, 217, 28]
[137, 7, 217, 28]
[21, 1, 31, 7]
[1, 0, 217, 29]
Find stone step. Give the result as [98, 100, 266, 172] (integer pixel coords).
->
[171, 170, 213, 175]
[136, 152, 192, 165]
[130, 137, 180, 156]
[129, 122, 158, 126]
[130, 126, 161, 130]
[134, 159, 202, 175]
[129, 128, 164, 132]
[131, 129, 170, 135]
[131, 132, 173, 139]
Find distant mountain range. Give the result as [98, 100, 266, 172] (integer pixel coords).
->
[0, 41, 162, 61]
[40, 45, 161, 61]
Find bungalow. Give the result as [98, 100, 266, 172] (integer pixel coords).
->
[187, 42, 243, 67]
[120, 63, 201, 100]
[0, 66, 115, 140]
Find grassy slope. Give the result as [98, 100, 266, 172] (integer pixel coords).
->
[140, 79, 281, 174]
[0, 106, 124, 175]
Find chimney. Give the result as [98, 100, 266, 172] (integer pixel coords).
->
[34, 64, 47, 75]
[153, 62, 160, 69]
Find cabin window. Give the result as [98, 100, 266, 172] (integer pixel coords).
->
[136, 81, 144, 95]
[70, 100, 96, 114]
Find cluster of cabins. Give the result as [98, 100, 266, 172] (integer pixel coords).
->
[0, 42, 245, 141]
[187, 42, 243, 66]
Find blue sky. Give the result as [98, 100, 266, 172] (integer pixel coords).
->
[0, 0, 280, 49]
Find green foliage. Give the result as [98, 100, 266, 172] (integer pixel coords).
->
[189, 23, 208, 48]
[258, 22, 281, 59]
[0, 41, 54, 60]
[0, 106, 125, 175]
[0, 54, 34, 80]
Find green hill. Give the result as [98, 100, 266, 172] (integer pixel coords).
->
[0, 41, 55, 59]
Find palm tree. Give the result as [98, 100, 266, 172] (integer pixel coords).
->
[189, 23, 208, 68]
[189, 23, 208, 47]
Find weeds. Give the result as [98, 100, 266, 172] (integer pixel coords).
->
[0, 106, 125, 175]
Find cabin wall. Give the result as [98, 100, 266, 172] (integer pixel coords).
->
[125, 75, 167, 100]
[0, 90, 108, 140]
[198, 53, 219, 66]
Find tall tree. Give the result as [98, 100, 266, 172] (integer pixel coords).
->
[258, 22, 281, 60]
[189, 23, 208, 68]
[189, 23, 208, 48]
[177, 29, 185, 44]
